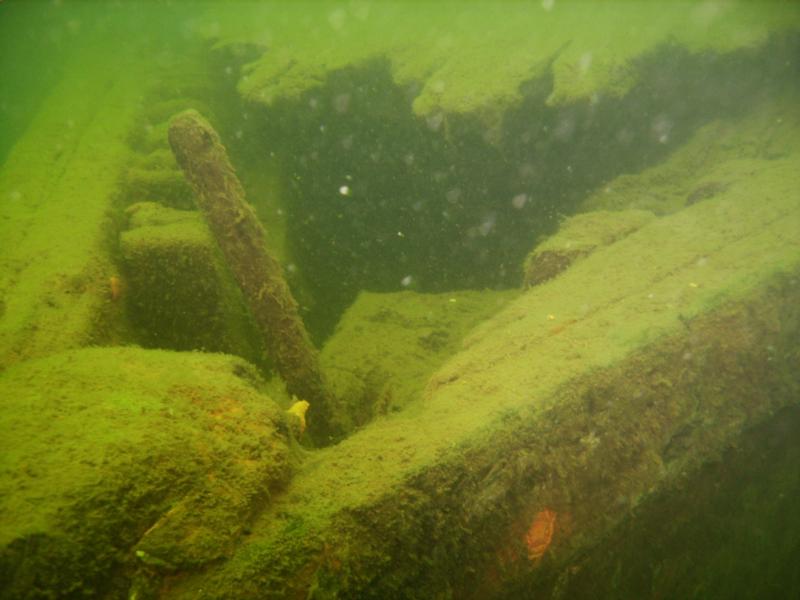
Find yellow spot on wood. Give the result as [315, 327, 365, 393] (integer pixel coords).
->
[287, 399, 310, 435]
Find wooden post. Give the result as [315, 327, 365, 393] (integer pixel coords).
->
[168, 109, 336, 443]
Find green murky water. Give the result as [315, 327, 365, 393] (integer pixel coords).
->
[1, 2, 799, 598]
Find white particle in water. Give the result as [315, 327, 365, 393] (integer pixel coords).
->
[445, 188, 461, 204]
[426, 112, 444, 131]
[333, 93, 350, 113]
[328, 8, 347, 30]
[652, 114, 673, 144]
[478, 213, 496, 236]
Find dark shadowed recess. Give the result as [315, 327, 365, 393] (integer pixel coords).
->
[217, 33, 799, 342]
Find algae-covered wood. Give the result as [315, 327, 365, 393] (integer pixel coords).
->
[0, 36, 148, 366]
[1, 2, 799, 598]
[320, 288, 519, 434]
[198, 2, 800, 119]
[168, 110, 336, 442]
[159, 155, 800, 598]
[0, 348, 292, 598]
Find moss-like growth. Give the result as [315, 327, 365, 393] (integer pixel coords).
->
[121, 166, 195, 210]
[0, 35, 149, 369]
[2, 5, 799, 598]
[168, 110, 337, 443]
[198, 3, 800, 119]
[208, 6, 799, 338]
[156, 149, 800, 599]
[512, 404, 800, 598]
[580, 88, 800, 215]
[120, 202, 265, 367]
[0, 347, 292, 598]
[522, 209, 654, 288]
[143, 98, 216, 129]
[320, 289, 519, 433]
[127, 98, 217, 157]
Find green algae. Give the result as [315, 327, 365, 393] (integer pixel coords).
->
[121, 166, 195, 210]
[194, 3, 800, 334]
[581, 86, 800, 215]
[159, 149, 800, 597]
[120, 202, 265, 365]
[320, 288, 519, 434]
[198, 2, 800, 121]
[0, 21, 152, 369]
[522, 209, 654, 287]
[460, 161, 799, 387]
[523, 403, 800, 599]
[0, 347, 292, 598]
[0, 2, 798, 597]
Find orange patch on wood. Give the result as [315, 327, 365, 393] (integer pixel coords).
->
[525, 508, 556, 561]
[109, 275, 123, 301]
[548, 318, 577, 336]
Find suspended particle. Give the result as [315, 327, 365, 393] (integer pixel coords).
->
[512, 194, 528, 209]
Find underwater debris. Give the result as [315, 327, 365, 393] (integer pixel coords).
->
[168, 109, 337, 443]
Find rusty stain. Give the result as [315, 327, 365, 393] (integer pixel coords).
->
[525, 508, 556, 561]
[109, 276, 123, 301]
